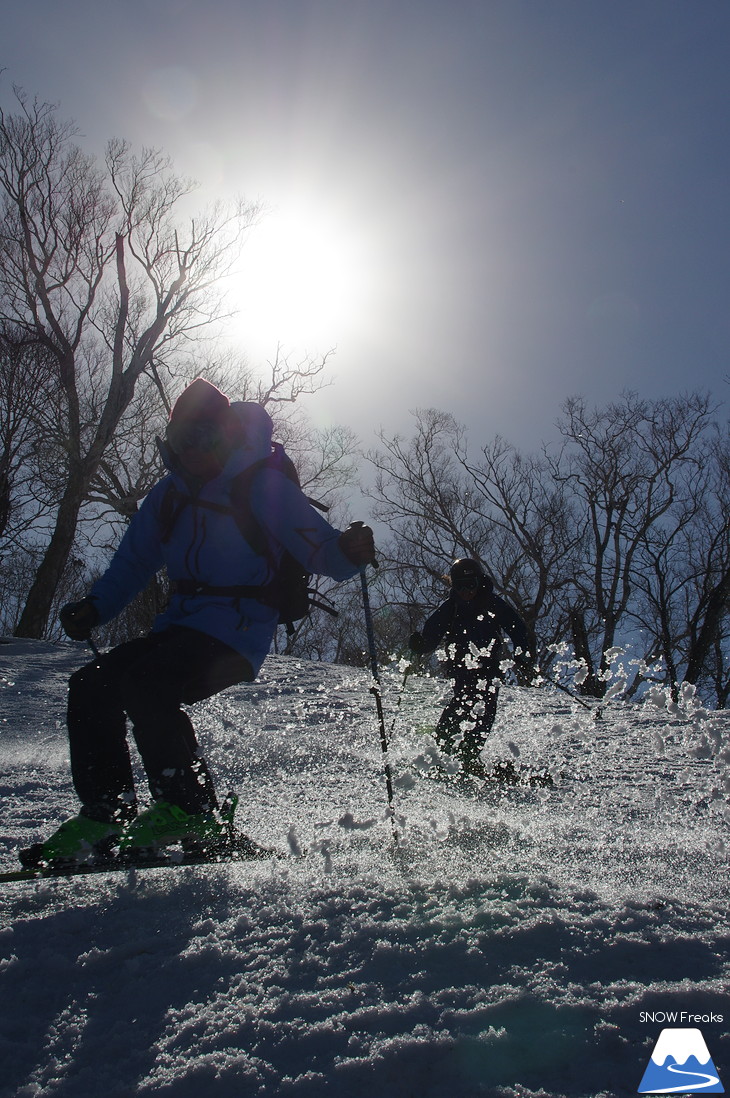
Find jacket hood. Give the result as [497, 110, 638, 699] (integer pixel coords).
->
[156, 399, 275, 481]
[169, 378, 230, 427]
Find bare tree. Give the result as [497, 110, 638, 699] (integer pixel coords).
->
[461, 435, 581, 640]
[629, 429, 729, 708]
[682, 429, 730, 700]
[367, 409, 497, 595]
[0, 326, 56, 543]
[0, 87, 259, 637]
[365, 392, 727, 704]
[628, 457, 711, 699]
[365, 409, 574, 661]
[553, 391, 715, 694]
[0, 327, 62, 633]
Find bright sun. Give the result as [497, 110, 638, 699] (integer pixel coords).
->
[229, 197, 374, 353]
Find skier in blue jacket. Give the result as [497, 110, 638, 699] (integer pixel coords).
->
[24, 378, 375, 866]
[409, 558, 534, 776]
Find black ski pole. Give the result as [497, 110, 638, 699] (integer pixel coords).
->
[389, 661, 415, 736]
[540, 670, 604, 719]
[359, 566, 398, 844]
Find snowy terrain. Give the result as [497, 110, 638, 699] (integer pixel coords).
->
[0, 636, 728, 1098]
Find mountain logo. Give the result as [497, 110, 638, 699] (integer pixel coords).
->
[638, 1028, 724, 1093]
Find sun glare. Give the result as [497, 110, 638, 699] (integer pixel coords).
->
[229, 198, 373, 353]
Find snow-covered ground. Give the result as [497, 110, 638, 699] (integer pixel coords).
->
[0, 637, 728, 1098]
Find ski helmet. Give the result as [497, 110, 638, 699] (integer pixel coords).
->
[450, 558, 492, 593]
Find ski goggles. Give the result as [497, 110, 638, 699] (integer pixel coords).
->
[166, 418, 223, 454]
[453, 573, 480, 591]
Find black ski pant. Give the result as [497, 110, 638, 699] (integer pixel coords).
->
[434, 670, 500, 767]
[67, 626, 253, 822]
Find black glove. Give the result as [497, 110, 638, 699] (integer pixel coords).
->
[409, 631, 425, 656]
[339, 521, 376, 566]
[59, 597, 99, 641]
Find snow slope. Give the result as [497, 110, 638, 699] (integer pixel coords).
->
[0, 638, 728, 1098]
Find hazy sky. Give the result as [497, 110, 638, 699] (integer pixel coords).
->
[2, 0, 728, 451]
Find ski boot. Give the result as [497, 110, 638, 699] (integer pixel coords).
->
[19, 813, 122, 869]
[116, 793, 240, 860]
[117, 800, 223, 858]
[489, 759, 522, 784]
[460, 758, 490, 780]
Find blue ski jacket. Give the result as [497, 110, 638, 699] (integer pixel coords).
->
[89, 402, 358, 677]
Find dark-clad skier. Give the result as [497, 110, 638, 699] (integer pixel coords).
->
[23, 378, 375, 867]
[408, 558, 534, 775]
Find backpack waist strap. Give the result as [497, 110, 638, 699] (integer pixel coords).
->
[170, 579, 270, 600]
[169, 577, 338, 626]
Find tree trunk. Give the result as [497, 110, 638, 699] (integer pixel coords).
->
[14, 470, 88, 638]
[569, 609, 604, 697]
[684, 566, 730, 686]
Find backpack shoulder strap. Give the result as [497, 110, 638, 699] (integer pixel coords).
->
[227, 442, 330, 548]
[158, 444, 329, 553]
[228, 458, 272, 558]
[159, 482, 192, 544]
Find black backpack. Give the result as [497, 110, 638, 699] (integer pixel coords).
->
[159, 442, 337, 639]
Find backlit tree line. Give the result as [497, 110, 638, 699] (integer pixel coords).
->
[1, 86, 728, 707]
[365, 396, 729, 708]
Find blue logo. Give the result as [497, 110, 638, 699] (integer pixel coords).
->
[638, 1028, 724, 1093]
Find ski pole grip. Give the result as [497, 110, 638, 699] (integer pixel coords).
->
[346, 520, 378, 569]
